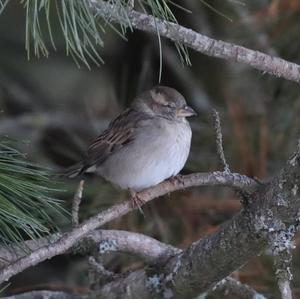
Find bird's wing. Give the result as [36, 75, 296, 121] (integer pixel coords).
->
[82, 108, 150, 172]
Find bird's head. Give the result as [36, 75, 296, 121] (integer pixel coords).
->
[135, 86, 197, 121]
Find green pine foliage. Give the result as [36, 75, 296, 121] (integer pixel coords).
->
[0, 0, 190, 68]
[0, 140, 66, 245]
[0, 0, 9, 14]
[22, 0, 107, 67]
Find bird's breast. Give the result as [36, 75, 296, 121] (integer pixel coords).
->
[99, 119, 192, 191]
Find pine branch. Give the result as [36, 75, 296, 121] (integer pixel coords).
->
[0, 139, 66, 245]
[0, 171, 257, 283]
[14, 0, 187, 67]
[91, 0, 300, 83]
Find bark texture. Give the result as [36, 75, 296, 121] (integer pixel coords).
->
[91, 0, 300, 84]
[89, 151, 300, 298]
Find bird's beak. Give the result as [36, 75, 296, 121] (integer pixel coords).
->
[176, 105, 197, 117]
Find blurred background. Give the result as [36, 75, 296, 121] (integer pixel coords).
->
[0, 0, 300, 298]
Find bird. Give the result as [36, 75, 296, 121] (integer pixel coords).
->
[66, 86, 196, 209]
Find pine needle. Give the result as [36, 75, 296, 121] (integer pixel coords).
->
[0, 139, 66, 245]
[1, 1, 191, 68]
[0, 0, 10, 14]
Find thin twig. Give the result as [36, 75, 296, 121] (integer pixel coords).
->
[72, 180, 84, 228]
[213, 110, 230, 173]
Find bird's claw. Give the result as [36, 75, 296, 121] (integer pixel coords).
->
[129, 190, 145, 216]
[169, 174, 185, 186]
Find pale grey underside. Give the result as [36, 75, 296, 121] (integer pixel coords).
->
[87, 117, 192, 191]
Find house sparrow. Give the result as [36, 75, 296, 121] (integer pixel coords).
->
[66, 86, 196, 207]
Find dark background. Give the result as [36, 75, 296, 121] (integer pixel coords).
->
[1, 1, 300, 298]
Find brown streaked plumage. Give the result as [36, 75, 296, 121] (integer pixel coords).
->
[66, 86, 196, 194]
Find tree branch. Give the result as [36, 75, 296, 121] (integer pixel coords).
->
[90, 0, 300, 84]
[89, 230, 181, 264]
[0, 171, 254, 283]
[82, 150, 300, 299]
[1, 278, 266, 299]
[0, 230, 181, 268]
[1, 149, 298, 298]
[1, 1, 299, 297]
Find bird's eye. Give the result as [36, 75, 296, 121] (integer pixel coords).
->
[165, 103, 176, 108]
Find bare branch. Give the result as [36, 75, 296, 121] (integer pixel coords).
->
[1, 146, 298, 298]
[213, 110, 230, 172]
[90, 0, 300, 84]
[0, 171, 255, 283]
[92, 230, 181, 264]
[80, 151, 300, 298]
[72, 180, 84, 228]
[1, 1, 300, 297]
[1, 143, 297, 297]
[0, 230, 180, 267]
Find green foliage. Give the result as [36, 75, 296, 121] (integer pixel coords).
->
[140, 0, 190, 66]
[0, 140, 66, 245]
[199, 0, 233, 22]
[0, 0, 235, 71]
[21, 0, 107, 67]
[0, 0, 190, 69]
[0, 0, 9, 14]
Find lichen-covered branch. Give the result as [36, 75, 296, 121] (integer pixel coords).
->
[83, 149, 300, 299]
[89, 230, 181, 264]
[0, 171, 254, 283]
[0, 230, 181, 268]
[272, 229, 295, 299]
[90, 0, 300, 84]
[1, 150, 298, 298]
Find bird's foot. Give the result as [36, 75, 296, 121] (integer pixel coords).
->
[129, 190, 145, 216]
[169, 174, 185, 186]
